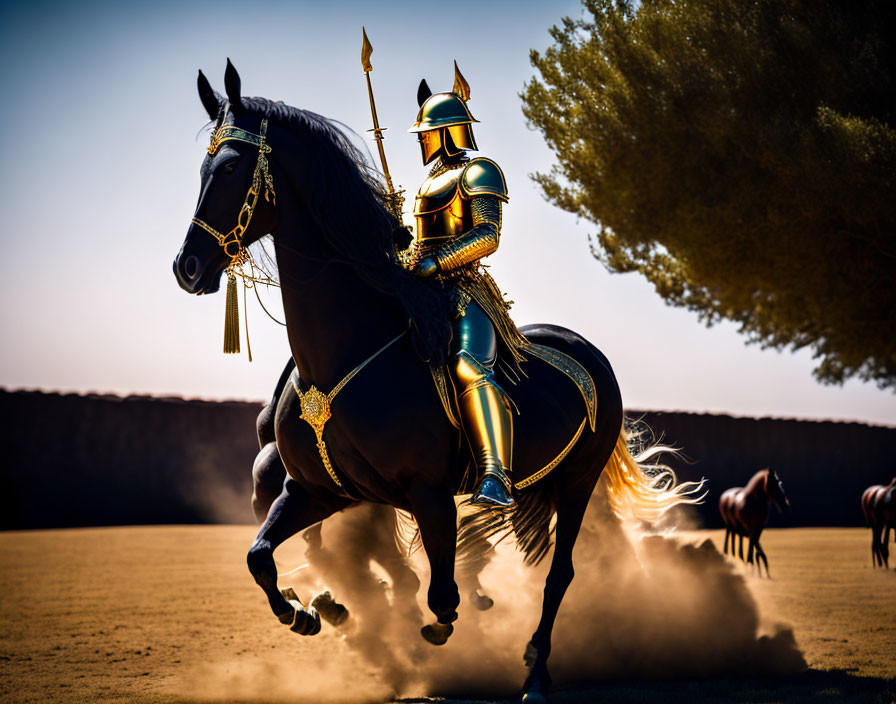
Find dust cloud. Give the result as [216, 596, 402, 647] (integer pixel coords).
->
[178, 443, 253, 524]
[178, 479, 805, 702]
[417, 487, 804, 698]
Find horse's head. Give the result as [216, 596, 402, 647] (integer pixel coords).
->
[173, 60, 277, 295]
[766, 469, 791, 513]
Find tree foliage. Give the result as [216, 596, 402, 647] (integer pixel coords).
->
[522, 0, 896, 389]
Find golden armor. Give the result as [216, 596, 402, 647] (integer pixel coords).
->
[406, 66, 526, 510]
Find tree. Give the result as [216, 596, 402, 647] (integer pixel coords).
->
[522, 0, 896, 389]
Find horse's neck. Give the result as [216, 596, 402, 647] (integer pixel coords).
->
[744, 471, 769, 503]
[272, 233, 405, 390]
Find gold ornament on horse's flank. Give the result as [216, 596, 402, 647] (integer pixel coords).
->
[191, 118, 282, 359]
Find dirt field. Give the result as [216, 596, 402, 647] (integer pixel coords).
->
[0, 526, 893, 704]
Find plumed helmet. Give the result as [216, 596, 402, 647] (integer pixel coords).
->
[409, 62, 478, 164]
[409, 61, 478, 132]
[408, 92, 478, 132]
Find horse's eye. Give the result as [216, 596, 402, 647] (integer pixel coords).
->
[221, 159, 238, 175]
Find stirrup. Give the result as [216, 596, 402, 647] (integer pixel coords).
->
[471, 472, 516, 510]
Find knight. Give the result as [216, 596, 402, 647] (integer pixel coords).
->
[405, 63, 529, 510]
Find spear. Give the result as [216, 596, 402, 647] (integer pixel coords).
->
[361, 27, 404, 221]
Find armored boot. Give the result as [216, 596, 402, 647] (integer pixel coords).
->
[460, 375, 515, 509]
[453, 342, 515, 510]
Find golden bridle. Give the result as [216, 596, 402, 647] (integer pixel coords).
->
[191, 117, 276, 266]
[191, 116, 282, 357]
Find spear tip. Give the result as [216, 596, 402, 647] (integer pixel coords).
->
[361, 27, 373, 72]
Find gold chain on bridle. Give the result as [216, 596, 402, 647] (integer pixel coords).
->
[191, 117, 284, 359]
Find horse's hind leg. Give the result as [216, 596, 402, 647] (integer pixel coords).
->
[247, 478, 351, 633]
[457, 532, 495, 611]
[755, 540, 770, 578]
[738, 533, 745, 561]
[409, 483, 460, 645]
[723, 528, 730, 555]
[523, 479, 595, 704]
[368, 505, 422, 621]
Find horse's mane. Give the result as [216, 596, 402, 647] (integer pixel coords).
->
[241, 96, 451, 364]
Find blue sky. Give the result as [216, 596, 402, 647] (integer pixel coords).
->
[0, 0, 893, 425]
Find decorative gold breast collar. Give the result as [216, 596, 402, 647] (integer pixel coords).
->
[289, 330, 406, 491]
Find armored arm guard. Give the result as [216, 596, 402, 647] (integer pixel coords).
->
[434, 196, 502, 271]
[434, 158, 508, 273]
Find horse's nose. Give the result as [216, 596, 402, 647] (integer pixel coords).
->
[183, 255, 200, 280]
[173, 254, 200, 292]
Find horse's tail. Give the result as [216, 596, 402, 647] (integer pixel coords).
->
[603, 427, 706, 522]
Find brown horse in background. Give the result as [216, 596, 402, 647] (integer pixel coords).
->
[862, 478, 896, 568]
[720, 469, 790, 577]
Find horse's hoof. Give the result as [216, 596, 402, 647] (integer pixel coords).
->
[289, 607, 321, 635]
[278, 587, 321, 636]
[311, 590, 349, 626]
[521, 665, 550, 703]
[470, 589, 494, 611]
[421, 622, 454, 645]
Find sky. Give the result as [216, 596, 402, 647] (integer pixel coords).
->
[0, 0, 893, 426]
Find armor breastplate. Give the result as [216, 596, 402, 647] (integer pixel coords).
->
[414, 165, 472, 242]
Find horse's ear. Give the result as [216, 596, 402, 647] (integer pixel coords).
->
[197, 70, 221, 121]
[224, 58, 243, 113]
[417, 79, 432, 107]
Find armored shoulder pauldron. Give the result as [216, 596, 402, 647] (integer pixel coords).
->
[414, 158, 508, 242]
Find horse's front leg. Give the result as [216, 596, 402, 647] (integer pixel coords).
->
[883, 526, 892, 568]
[409, 484, 460, 645]
[251, 441, 287, 524]
[755, 539, 770, 578]
[247, 477, 352, 633]
[871, 525, 883, 567]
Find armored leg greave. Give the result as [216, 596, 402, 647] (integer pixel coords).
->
[451, 302, 515, 509]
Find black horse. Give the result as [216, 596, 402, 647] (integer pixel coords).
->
[173, 61, 701, 702]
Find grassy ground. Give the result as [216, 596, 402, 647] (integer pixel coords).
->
[0, 526, 893, 704]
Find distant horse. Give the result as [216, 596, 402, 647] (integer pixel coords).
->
[172, 61, 702, 702]
[719, 469, 790, 577]
[862, 478, 896, 568]
[252, 358, 494, 624]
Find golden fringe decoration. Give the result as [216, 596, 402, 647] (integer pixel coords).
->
[604, 429, 706, 523]
[223, 271, 240, 354]
[243, 275, 252, 362]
